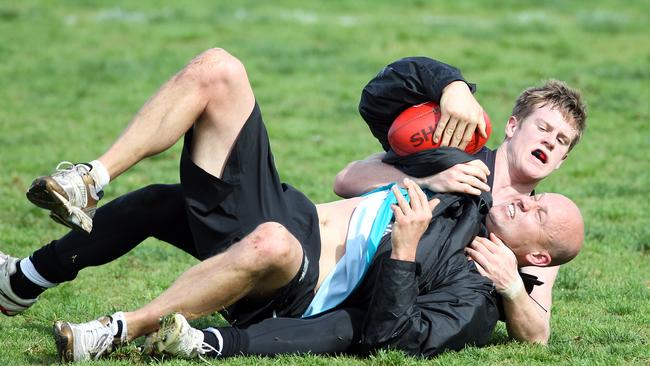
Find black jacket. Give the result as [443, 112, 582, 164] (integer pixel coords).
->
[359, 56, 476, 152]
[345, 57, 499, 357]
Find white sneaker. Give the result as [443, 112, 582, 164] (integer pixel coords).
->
[26, 162, 103, 233]
[144, 313, 220, 360]
[53, 317, 114, 362]
[0, 252, 37, 316]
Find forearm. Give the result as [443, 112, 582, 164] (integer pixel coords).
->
[502, 290, 550, 344]
[333, 153, 408, 198]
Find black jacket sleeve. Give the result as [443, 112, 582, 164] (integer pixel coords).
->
[359, 57, 476, 151]
[360, 257, 498, 357]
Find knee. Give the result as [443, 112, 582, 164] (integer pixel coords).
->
[179, 48, 247, 93]
[244, 222, 300, 271]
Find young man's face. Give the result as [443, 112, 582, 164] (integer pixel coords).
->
[505, 104, 578, 182]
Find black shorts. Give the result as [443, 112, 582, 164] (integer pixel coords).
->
[179, 103, 321, 326]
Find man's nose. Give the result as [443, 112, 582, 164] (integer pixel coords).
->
[542, 134, 556, 150]
[520, 197, 536, 211]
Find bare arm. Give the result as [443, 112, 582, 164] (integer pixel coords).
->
[333, 153, 407, 198]
[334, 153, 490, 198]
[467, 234, 558, 344]
[507, 265, 558, 344]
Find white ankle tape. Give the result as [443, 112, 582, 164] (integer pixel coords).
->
[20, 258, 57, 288]
[500, 278, 524, 300]
[89, 160, 110, 188]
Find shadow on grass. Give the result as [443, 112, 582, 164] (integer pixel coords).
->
[488, 327, 512, 346]
[21, 321, 60, 365]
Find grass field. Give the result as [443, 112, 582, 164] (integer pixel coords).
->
[1, 1, 649, 365]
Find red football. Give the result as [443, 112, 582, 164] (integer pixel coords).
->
[388, 101, 492, 156]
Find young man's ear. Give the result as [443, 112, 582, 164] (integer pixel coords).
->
[505, 116, 518, 138]
[525, 251, 552, 266]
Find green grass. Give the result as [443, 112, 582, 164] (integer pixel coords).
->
[1, 0, 649, 365]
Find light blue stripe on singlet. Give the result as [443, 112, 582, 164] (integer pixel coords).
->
[302, 183, 409, 318]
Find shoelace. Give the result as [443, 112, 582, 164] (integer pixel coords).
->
[168, 326, 218, 365]
[83, 322, 114, 360]
[53, 161, 91, 206]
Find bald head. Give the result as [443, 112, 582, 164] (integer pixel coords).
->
[541, 193, 584, 266]
[486, 193, 584, 267]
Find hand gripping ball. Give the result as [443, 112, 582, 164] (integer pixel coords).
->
[388, 102, 492, 156]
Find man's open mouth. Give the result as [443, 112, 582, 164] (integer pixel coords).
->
[507, 203, 515, 219]
[532, 149, 547, 164]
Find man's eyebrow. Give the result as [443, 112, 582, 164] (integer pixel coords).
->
[536, 118, 574, 141]
[537, 193, 548, 223]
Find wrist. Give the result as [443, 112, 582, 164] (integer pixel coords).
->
[499, 276, 525, 300]
[442, 80, 470, 94]
[390, 249, 416, 262]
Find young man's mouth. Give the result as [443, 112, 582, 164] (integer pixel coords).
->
[532, 149, 547, 164]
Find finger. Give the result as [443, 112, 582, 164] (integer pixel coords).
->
[465, 247, 489, 268]
[411, 179, 430, 211]
[392, 185, 412, 214]
[450, 120, 469, 148]
[471, 238, 498, 255]
[474, 236, 498, 249]
[467, 159, 490, 177]
[458, 174, 491, 193]
[391, 203, 405, 221]
[404, 180, 422, 211]
[440, 117, 458, 147]
[461, 166, 488, 185]
[489, 232, 506, 246]
[477, 113, 488, 138]
[459, 122, 477, 150]
[416, 182, 430, 209]
[473, 259, 489, 277]
[428, 198, 440, 211]
[434, 112, 450, 144]
[453, 183, 482, 196]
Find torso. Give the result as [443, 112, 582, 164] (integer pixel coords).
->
[315, 197, 364, 290]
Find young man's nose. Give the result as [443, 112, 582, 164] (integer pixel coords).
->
[542, 135, 556, 150]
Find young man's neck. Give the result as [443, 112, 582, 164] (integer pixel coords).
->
[492, 145, 539, 205]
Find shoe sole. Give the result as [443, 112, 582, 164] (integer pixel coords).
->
[0, 305, 18, 316]
[53, 321, 74, 363]
[26, 178, 92, 233]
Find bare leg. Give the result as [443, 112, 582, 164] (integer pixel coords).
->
[97, 48, 255, 179]
[123, 222, 304, 340]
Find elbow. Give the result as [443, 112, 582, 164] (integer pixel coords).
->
[526, 334, 550, 346]
[508, 325, 550, 345]
[533, 329, 551, 345]
[333, 164, 356, 198]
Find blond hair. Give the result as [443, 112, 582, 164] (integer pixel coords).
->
[512, 80, 587, 150]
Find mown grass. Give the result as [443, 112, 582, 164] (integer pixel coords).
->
[1, 1, 648, 365]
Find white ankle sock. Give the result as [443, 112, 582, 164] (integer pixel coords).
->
[20, 258, 57, 288]
[110, 311, 128, 344]
[89, 160, 110, 190]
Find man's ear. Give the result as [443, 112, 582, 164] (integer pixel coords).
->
[505, 116, 518, 138]
[524, 251, 552, 266]
[554, 154, 569, 170]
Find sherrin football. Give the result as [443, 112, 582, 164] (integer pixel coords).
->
[388, 102, 492, 156]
